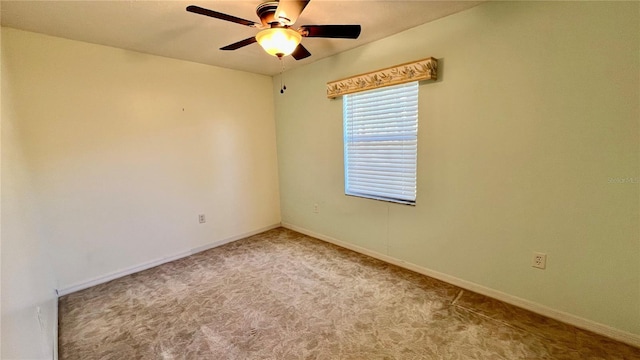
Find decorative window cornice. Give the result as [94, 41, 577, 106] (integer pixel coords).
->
[326, 57, 437, 99]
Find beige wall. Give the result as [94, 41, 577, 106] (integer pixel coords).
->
[1, 29, 58, 359]
[274, 1, 640, 336]
[1, 27, 281, 358]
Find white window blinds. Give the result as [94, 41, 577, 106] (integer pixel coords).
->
[343, 82, 418, 205]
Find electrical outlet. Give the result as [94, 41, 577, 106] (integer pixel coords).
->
[313, 203, 319, 213]
[532, 252, 547, 269]
[198, 214, 206, 224]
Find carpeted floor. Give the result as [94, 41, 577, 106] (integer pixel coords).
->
[59, 228, 640, 359]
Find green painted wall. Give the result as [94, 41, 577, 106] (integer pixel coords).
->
[274, 1, 639, 335]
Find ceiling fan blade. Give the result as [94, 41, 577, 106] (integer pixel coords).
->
[275, 0, 310, 25]
[301, 25, 361, 39]
[220, 37, 258, 51]
[291, 44, 311, 60]
[186, 5, 258, 27]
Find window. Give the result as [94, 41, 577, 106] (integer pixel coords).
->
[343, 82, 418, 205]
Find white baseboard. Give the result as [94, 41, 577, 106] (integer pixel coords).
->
[56, 223, 281, 297]
[282, 222, 640, 348]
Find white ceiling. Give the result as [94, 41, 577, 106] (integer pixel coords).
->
[0, 1, 483, 76]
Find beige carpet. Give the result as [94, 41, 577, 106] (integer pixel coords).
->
[59, 228, 640, 359]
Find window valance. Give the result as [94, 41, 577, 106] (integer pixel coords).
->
[326, 57, 437, 99]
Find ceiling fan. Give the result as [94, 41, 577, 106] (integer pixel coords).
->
[186, 0, 361, 60]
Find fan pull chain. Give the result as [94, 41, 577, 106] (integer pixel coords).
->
[279, 56, 287, 94]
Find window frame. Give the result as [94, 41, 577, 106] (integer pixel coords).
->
[343, 81, 419, 206]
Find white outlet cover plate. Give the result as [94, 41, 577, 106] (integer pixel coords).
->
[532, 252, 547, 269]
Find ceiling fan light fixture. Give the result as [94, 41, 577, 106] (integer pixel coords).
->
[256, 28, 302, 57]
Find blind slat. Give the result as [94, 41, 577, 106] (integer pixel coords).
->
[344, 82, 418, 205]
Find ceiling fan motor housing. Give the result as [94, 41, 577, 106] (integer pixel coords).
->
[256, 2, 280, 27]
